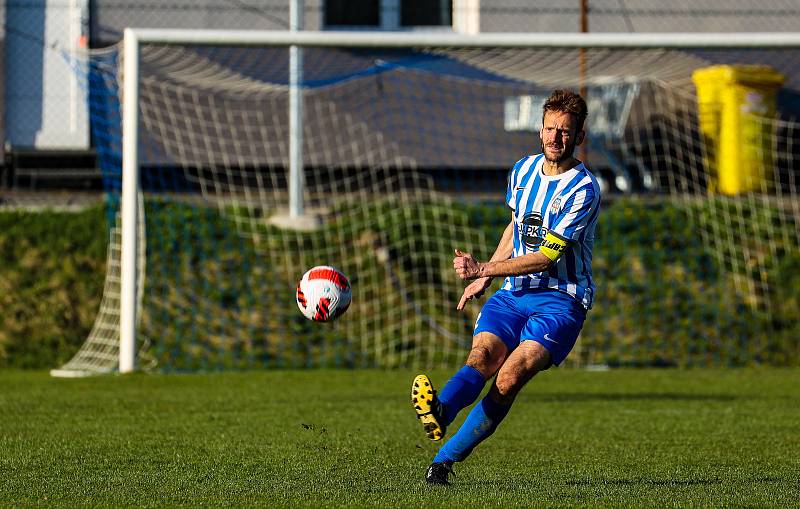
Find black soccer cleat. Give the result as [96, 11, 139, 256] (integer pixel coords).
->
[425, 462, 455, 485]
[411, 374, 446, 441]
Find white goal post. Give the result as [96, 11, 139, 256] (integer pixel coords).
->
[112, 29, 800, 373]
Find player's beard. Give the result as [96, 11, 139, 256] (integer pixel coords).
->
[540, 137, 576, 164]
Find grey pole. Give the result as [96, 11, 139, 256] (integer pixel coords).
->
[289, 0, 304, 217]
[120, 28, 140, 373]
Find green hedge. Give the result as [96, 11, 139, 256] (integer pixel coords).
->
[0, 205, 108, 368]
[465, 197, 800, 367]
[1, 197, 798, 369]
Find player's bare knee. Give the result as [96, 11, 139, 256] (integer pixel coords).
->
[466, 345, 495, 376]
[489, 378, 519, 405]
[466, 333, 507, 376]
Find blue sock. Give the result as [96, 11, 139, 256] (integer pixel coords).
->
[438, 365, 486, 426]
[433, 395, 512, 463]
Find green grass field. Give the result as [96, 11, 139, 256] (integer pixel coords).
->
[2, 368, 799, 508]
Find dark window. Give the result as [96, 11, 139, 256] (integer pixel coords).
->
[401, 0, 452, 26]
[325, 0, 380, 26]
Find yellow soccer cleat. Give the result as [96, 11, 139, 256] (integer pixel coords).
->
[411, 374, 446, 441]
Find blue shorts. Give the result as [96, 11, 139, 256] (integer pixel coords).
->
[473, 288, 587, 366]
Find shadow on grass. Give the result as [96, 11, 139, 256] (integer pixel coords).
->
[531, 392, 738, 402]
[565, 478, 723, 487]
[564, 476, 784, 487]
[463, 476, 785, 489]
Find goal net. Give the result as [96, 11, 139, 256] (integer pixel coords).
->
[53, 32, 800, 374]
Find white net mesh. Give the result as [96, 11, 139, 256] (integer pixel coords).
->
[50, 194, 149, 376]
[54, 38, 800, 374]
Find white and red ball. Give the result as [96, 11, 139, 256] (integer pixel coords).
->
[296, 266, 352, 322]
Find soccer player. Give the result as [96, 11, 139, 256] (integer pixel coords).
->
[411, 89, 600, 485]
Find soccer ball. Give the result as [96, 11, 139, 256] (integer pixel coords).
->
[296, 266, 352, 322]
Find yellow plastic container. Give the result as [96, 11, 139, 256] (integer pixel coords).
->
[692, 65, 785, 195]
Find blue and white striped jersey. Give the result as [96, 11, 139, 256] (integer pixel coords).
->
[503, 154, 601, 309]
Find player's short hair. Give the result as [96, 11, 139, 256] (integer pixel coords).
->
[542, 89, 588, 131]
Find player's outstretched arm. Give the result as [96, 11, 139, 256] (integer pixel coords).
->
[457, 278, 491, 310]
[477, 251, 553, 279]
[454, 217, 515, 309]
[454, 247, 555, 280]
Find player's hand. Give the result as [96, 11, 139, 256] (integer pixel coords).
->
[457, 277, 492, 310]
[453, 249, 481, 280]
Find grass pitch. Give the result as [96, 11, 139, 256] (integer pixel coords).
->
[1, 368, 798, 508]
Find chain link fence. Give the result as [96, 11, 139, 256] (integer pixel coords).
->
[85, 1, 800, 46]
[2, 1, 800, 188]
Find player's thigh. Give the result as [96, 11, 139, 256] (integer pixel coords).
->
[493, 341, 551, 399]
[473, 290, 528, 343]
[522, 310, 585, 367]
[466, 331, 508, 377]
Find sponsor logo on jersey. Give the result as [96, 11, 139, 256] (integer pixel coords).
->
[550, 197, 562, 216]
[519, 212, 544, 249]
